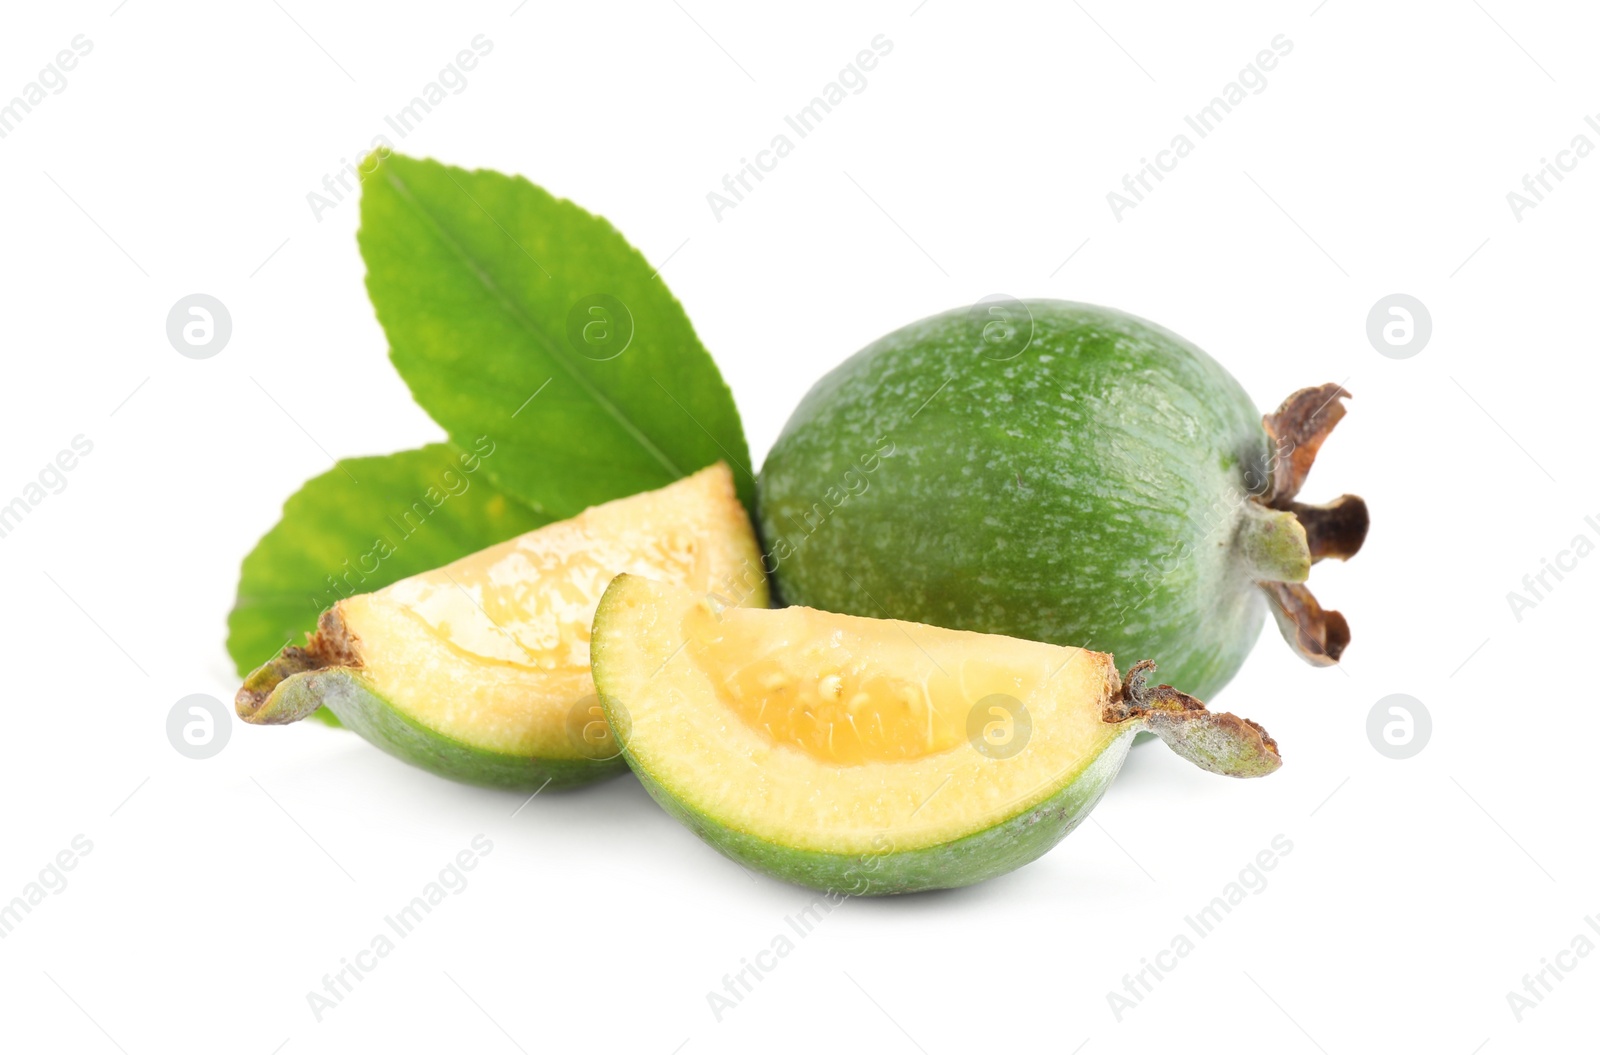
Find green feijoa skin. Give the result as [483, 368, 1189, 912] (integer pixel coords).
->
[757, 299, 1367, 702]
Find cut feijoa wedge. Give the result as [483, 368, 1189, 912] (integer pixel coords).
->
[236, 464, 768, 789]
[591, 575, 1281, 894]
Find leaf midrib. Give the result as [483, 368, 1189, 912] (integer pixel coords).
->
[380, 164, 686, 483]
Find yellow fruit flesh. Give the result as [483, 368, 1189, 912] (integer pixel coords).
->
[599, 577, 1128, 853]
[338, 465, 767, 759]
[693, 606, 1052, 765]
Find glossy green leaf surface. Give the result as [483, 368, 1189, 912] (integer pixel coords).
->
[226, 442, 548, 683]
[358, 152, 754, 518]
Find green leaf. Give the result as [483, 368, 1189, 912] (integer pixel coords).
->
[227, 442, 550, 685]
[358, 152, 755, 519]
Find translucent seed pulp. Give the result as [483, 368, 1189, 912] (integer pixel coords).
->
[684, 607, 1042, 766]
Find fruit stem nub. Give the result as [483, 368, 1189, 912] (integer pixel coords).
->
[1235, 502, 1311, 584]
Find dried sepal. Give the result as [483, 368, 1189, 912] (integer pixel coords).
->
[1289, 494, 1369, 563]
[1259, 581, 1350, 666]
[1248, 384, 1368, 666]
[1104, 660, 1281, 778]
[1261, 383, 1353, 507]
[235, 607, 362, 724]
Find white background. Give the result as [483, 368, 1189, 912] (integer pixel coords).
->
[1, 1, 1593, 1052]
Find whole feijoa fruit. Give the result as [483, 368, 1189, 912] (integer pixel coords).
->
[756, 299, 1367, 701]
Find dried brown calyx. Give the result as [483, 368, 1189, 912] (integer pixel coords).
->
[1244, 383, 1369, 666]
[234, 607, 363, 724]
[1104, 660, 1281, 777]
